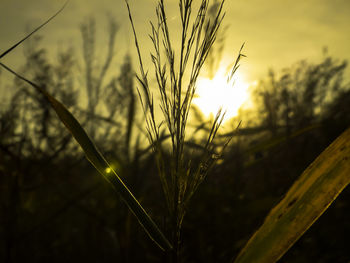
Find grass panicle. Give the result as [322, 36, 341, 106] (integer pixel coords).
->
[124, 0, 243, 260]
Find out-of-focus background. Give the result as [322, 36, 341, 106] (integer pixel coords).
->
[1, 0, 349, 262]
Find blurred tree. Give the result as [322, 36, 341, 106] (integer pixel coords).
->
[252, 55, 348, 137]
[80, 17, 118, 140]
[0, 34, 78, 262]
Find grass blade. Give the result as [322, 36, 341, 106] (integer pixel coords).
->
[0, 1, 68, 60]
[0, 62, 172, 251]
[234, 127, 350, 263]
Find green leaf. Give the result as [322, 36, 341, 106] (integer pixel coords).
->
[0, 62, 172, 251]
[234, 127, 350, 263]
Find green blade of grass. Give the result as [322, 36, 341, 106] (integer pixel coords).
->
[0, 62, 172, 251]
[233, 127, 350, 263]
[0, 1, 68, 59]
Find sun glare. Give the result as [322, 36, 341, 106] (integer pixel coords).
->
[193, 69, 250, 122]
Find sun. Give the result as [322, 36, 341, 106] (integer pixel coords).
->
[193, 68, 250, 122]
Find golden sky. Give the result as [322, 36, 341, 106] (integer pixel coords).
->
[1, 0, 350, 84]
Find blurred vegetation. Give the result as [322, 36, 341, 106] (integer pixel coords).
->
[1, 12, 350, 263]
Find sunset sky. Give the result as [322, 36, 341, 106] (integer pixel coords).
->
[1, 0, 350, 97]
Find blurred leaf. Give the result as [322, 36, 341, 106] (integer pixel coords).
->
[234, 127, 350, 263]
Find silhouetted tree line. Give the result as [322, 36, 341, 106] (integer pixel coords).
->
[1, 19, 350, 263]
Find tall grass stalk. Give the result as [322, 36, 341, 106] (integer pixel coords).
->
[125, 0, 243, 261]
